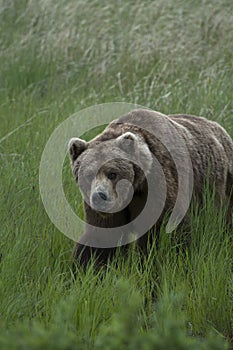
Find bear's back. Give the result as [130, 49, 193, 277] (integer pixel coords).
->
[169, 114, 233, 169]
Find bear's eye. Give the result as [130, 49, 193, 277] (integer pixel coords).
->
[107, 172, 117, 180]
[76, 161, 81, 166]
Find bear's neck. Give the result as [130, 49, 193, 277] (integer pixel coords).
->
[84, 202, 130, 228]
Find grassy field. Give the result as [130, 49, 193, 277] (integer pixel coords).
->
[0, 0, 233, 349]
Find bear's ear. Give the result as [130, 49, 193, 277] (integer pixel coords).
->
[68, 137, 87, 162]
[116, 132, 138, 152]
[117, 132, 153, 176]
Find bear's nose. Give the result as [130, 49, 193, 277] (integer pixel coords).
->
[92, 191, 107, 205]
[98, 191, 107, 201]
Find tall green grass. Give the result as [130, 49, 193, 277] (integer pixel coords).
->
[0, 0, 232, 348]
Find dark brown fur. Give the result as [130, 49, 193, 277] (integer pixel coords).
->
[69, 109, 233, 269]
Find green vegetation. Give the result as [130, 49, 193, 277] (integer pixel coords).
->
[0, 0, 232, 348]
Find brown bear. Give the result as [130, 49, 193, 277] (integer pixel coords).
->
[69, 109, 233, 268]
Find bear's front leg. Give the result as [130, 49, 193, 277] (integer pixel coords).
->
[72, 239, 93, 270]
[72, 230, 117, 272]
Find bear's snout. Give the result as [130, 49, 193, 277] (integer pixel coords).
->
[91, 191, 108, 211]
[92, 191, 107, 202]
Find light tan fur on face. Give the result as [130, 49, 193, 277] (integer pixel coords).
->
[91, 173, 116, 202]
[90, 163, 134, 213]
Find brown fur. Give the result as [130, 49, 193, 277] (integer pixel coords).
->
[69, 109, 233, 269]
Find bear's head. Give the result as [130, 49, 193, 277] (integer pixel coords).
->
[68, 132, 152, 214]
